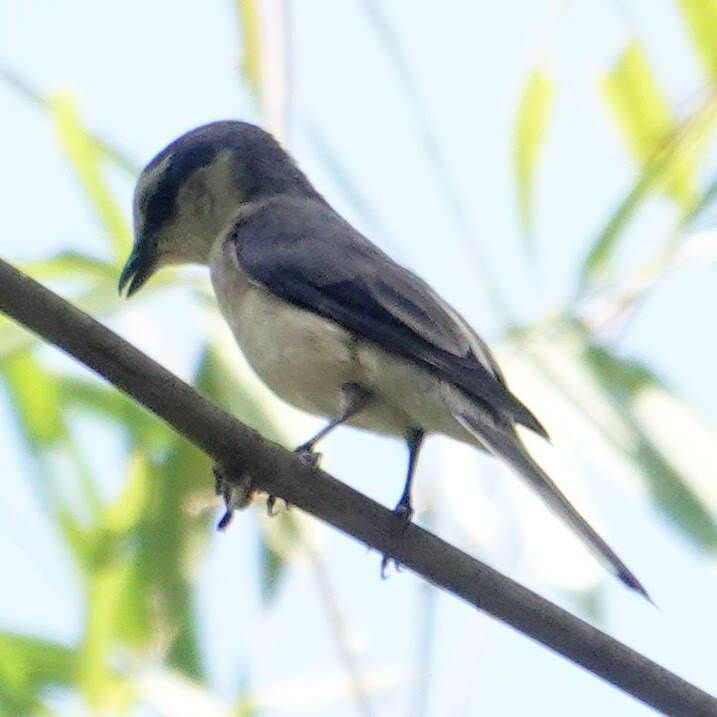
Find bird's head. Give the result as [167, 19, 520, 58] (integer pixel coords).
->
[119, 120, 318, 297]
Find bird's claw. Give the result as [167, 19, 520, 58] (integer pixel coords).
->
[266, 494, 291, 516]
[293, 444, 322, 468]
[380, 502, 413, 577]
[213, 464, 254, 530]
[380, 554, 402, 578]
[391, 502, 413, 533]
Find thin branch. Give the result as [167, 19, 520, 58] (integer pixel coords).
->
[306, 549, 374, 717]
[0, 257, 714, 717]
[0, 64, 141, 176]
[357, 1, 510, 320]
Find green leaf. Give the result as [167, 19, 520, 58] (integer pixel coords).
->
[580, 168, 657, 281]
[141, 432, 209, 678]
[51, 91, 131, 263]
[78, 561, 134, 708]
[56, 508, 95, 567]
[59, 376, 166, 449]
[582, 338, 717, 547]
[677, 0, 717, 79]
[196, 344, 293, 602]
[582, 99, 717, 285]
[101, 450, 150, 533]
[0, 66, 141, 176]
[581, 44, 717, 287]
[520, 324, 717, 550]
[514, 67, 554, 238]
[0, 271, 178, 360]
[1, 351, 65, 447]
[0, 632, 77, 713]
[258, 509, 300, 603]
[261, 539, 285, 602]
[195, 343, 286, 442]
[235, 0, 262, 101]
[1, 355, 104, 518]
[601, 41, 694, 207]
[684, 169, 717, 226]
[602, 42, 673, 164]
[19, 250, 116, 281]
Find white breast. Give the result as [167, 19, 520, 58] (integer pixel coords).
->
[208, 234, 480, 444]
[209, 235, 361, 416]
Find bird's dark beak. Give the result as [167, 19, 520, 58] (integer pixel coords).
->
[118, 239, 157, 298]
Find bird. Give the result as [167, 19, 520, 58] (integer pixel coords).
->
[119, 120, 649, 600]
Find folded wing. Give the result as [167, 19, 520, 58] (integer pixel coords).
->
[231, 196, 547, 438]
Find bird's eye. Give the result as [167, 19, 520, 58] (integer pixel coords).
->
[185, 173, 213, 217]
[196, 186, 213, 217]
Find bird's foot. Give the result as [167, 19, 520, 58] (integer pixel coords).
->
[213, 464, 254, 530]
[266, 494, 291, 516]
[380, 501, 413, 577]
[391, 501, 413, 532]
[380, 554, 402, 578]
[293, 442, 322, 468]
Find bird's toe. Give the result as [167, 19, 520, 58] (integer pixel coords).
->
[213, 463, 254, 530]
[293, 444, 322, 468]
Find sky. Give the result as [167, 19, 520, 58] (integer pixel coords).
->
[1, 1, 717, 715]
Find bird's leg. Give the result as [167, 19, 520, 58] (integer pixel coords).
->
[294, 382, 372, 461]
[394, 427, 425, 522]
[266, 383, 371, 515]
[381, 427, 425, 575]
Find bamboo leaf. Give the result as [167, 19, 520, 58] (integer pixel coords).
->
[59, 376, 167, 449]
[685, 170, 717, 225]
[677, 0, 717, 79]
[19, 250, 116, 281]
[581, 168, 657, 282]
[78, 561, 134, 708]
[0, 66, 140, 175]
[601, 41, 695, 207]
[0, 271, 178, 360]
[514, 324, 717, 550]
[261, 540, 285, 602]
[235, 0, 262, 101]
[0, 632, 77, 714]
[51, 91, 131, 263]
[143, 433, 208, 678]
[62, 383, 208, 676]
[101, 450, 150, 533]
[582, 44, 717, 286]
[581, 100, 717, 285]
[582, 342, 717, 547]
[514, 67, 554, 238]
[195, 343, 286, 443]
[602, 43, 673, 164]
[196, 344, 294, 602]
[1, 351, 64, 446]
[96, 453, 153, 650]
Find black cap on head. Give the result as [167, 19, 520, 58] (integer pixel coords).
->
[119, 121, 323, 297]
[137, 121, 320, 242]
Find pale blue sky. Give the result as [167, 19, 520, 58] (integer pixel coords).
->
[2, 1, 717, 715]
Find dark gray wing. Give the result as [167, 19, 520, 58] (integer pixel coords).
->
[231, 197, 547, 437]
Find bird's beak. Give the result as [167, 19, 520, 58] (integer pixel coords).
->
[118, 239, 157, 298]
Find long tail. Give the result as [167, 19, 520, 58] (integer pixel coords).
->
[454, 411, 651, 602]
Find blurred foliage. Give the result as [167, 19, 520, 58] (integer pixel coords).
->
[514, 66, 554, 239]
[677, 0, 717, 79]
[582, 41, 717, 285]
[1, 1, 717, 714]
[234, 0, 263, 103]
[51, 92, 132, 263]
